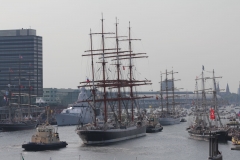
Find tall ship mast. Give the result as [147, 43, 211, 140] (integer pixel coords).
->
[0, 57, 38, 131]
[158, 69, 180, 125]
[75, 16, 152, 145]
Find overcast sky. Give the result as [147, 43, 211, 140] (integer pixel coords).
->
[1, 0, 240, 93]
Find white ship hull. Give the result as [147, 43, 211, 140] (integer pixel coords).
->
[158, 117, 180, 125]
[55, 113, 93, 126]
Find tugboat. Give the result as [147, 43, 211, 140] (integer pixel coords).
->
[22, 107, 68, 151]
[146, 114, 163, 133]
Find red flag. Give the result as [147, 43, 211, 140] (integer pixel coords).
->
[210, 108, 215, 120]
[86, 78, 90, 83]
[19, 55, 23, 59]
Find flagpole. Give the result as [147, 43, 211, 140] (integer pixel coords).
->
[8, 68, 12, 121]
[18, 55, 23, 121]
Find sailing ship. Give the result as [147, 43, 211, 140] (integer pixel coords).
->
[158, 70, 181, 125]
[0, 58, 38, 131]
[55, 87, 103, 126]
[75, 16, 152, 145]
[188, 69, 229, 142]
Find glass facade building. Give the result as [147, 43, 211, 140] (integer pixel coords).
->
[0, 29, 43, 101]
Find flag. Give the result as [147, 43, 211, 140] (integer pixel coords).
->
[19, 55, 23, 59]
[156, 95, 158, 100]
[238, 111, 240, 117]
[210, 108, 215, 120]
[196, 76, 198, 79]
[123, 66, 125, 70]
[9, 68, 13, 72]
[202, 65, 204, 70]
[86, 78, 90, 83]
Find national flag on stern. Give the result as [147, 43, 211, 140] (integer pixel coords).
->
[210, 108, 215, 120]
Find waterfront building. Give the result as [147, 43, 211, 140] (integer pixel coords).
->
[37, 88, 225, 109]
[37, 88, 80, 107]
[0, 29, 43, 107]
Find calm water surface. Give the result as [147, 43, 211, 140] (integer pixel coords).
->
[0, 116, 239, 160]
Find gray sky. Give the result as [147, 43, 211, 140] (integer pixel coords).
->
[1, 0, 240, 93]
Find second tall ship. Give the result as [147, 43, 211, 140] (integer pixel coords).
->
[158, 70, 180, 125]
[75, 16, 152, 145]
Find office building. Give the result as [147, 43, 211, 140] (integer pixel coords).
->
[0, 29, 43, 105]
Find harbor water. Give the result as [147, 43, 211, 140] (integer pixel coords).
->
[0, 117, 239, 160]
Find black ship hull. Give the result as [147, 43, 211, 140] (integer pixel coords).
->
[188, 129, 228, 142]
[0, 121, 37, 131]
[22, 141, 68, 151]
[76, 125, 146, 145]
[146, 126, 163, 133]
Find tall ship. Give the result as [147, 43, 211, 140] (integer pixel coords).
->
[188, 69, 229, 142]
[75, 16, 152, 145]
[55, 87, 103, 126]
[0, 58, 39, 131]
[158, 70, 180, 125]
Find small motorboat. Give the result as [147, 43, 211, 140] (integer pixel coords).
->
[146, 114, 163, 133]
[180, 118, 187, 122]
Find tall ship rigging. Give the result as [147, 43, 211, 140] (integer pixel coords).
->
[75, 16, 152, 145]
[0, 57, 38, 131]
[158, 70, 181, 125]
[188, 69, 229, 142]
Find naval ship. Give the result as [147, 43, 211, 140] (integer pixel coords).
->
[55, 87, 103, 126]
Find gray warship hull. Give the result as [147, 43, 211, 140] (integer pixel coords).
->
[55, 113, 92, 126]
